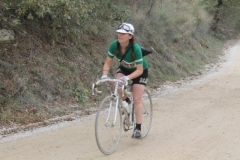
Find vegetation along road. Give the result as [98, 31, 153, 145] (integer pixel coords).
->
[0, 39, 240, 159]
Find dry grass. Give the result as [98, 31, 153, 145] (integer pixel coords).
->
[0, 0, 237, 126]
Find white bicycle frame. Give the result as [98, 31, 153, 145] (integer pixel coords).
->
[92, 78, 133, 126]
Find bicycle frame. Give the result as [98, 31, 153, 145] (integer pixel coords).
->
[105, 82, 120, 126]
[92, 78, 133, 126]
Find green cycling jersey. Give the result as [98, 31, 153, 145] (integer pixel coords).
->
[108, 40, 148, 72]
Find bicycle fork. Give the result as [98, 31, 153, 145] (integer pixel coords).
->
[104, 81, 125, 127]
[105, 96, 119, 127]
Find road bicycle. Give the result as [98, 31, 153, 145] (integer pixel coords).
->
[92, 77, 152, 155]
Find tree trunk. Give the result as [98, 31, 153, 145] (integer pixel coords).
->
[211, 0, 223, 31]
[146, 0, 155, 16]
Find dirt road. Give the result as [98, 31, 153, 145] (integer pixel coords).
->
[0, 40, 240, 160]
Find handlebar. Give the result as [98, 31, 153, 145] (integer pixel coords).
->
[91, 78, 131, 96]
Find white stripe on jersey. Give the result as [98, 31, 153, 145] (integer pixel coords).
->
[108, 51, 114, 57]
[135, 58, 143, 63]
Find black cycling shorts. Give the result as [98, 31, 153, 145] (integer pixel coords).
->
[116, 67, 148, 86]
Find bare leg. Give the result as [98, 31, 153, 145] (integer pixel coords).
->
[115, 73, 127, 100]
[132, 84, 145, 124]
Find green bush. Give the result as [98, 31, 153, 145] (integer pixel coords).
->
[74, 84, 89, 103]
[1, 0, 129, 44]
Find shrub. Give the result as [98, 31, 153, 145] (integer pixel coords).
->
[1, 0, 129, 44]
[74, 84, 89, 103]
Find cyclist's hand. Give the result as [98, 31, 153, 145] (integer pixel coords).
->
[120, 76, 129, 81]
[119, 76, 129, 86]
[100, 75, 109, 81]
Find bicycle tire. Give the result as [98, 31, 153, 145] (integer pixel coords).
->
[140, 89, 153, 139]
[95, 95, 122, 155]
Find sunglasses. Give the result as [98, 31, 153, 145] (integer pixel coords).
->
[118, 24, 131, 32]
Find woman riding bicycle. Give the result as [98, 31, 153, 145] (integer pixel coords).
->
[100, 23, 148, 139]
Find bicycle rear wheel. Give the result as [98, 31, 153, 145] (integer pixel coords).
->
[95, 95, 122, 155]
[141, 89, 153, 138]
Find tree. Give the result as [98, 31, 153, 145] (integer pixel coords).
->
[203, 0, 240, 35]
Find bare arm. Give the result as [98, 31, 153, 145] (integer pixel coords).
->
[127, 64, 143, 80]
[102, 57, 113, 76]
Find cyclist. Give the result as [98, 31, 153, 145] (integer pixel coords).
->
[100, 23, 148, 139]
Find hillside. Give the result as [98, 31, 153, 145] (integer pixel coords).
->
[0, 0, 239, 127]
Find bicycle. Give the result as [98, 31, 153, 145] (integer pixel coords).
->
[92, 77, 153, 155]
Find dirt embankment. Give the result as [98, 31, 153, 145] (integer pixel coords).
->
[0, 39, 240, 160]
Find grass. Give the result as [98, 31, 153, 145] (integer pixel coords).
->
[0, 0, 233, 126]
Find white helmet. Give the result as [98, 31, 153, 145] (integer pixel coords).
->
[116, 23, 134, 35]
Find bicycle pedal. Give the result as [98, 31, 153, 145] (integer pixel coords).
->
[124, 128, 133, 132]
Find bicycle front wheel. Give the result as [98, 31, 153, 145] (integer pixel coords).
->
[95, 95, 122, 155]
[141, 89, 153, 139]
